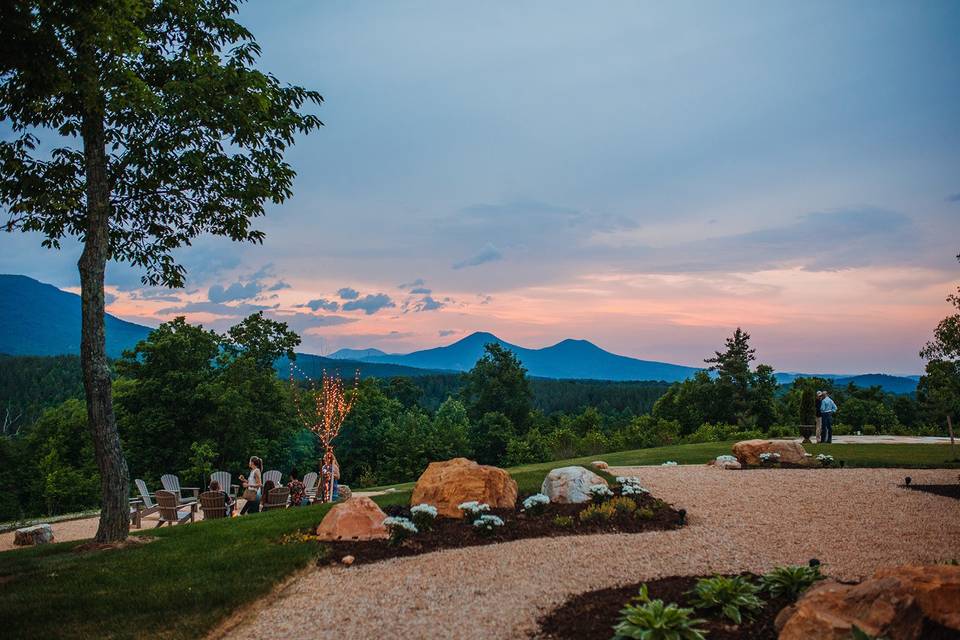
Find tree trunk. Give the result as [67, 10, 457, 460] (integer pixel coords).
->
[948, 414, 956, 461]
[81, 111, 130, 543]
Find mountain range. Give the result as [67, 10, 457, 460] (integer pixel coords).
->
[0, 274, 922, 391]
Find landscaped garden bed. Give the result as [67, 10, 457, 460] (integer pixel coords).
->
[902, 483, 960, 501]
[315, 483, 682, 566]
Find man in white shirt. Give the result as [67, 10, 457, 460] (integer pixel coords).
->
[820, 392, 838, 444]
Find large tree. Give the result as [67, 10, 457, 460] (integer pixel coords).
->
[460, 342, 533, 432]
[0, 1, 322, 541]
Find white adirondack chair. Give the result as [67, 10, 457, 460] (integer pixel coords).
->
[210, 471, 236, 498]
[302, 471, 318, 499]
[263, 470, 282, 487]
[161, 474, 199, 504]
[131, 478, 159, 527]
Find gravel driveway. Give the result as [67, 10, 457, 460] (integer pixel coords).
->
[220, 467, 960, 640]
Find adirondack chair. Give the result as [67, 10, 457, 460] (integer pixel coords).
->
[210, 471, 237, 498]
[260, 486, 290, 511]
[302, 471, 319, 500]
[155, 490, 197, 527]
[130, 478, 161, 527]
[263, 470, 282, 487]
[199, 490, 234, 520]
[160, 474, 200, 504]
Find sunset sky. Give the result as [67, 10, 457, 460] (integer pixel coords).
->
[2, 1, 959, 374]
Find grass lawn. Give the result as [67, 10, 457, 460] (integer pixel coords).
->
[1, 441, 956, 639]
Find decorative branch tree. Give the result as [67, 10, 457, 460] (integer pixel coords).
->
[290, 365, 359, 501]
[0, 1, 323, 541]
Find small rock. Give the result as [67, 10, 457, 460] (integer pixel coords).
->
[341, 555, 355, 566]
[591, 460, 609, 470]
[14, 524, 53, 546]
[338, 485, 353, 501]
[541, 466, 609, 504]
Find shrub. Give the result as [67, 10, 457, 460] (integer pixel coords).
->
[688, 575, 764, 624]
[635, 507, 655, 520]
[617, 476, 650, 498]
[759, 452, 781, 464]
[553, 515, 574, 528]
[522, 493, 550, 516]
[612, 584, 707, 640]
[580, 502, 615, 523]
[410, 503, 438, 531]
[715, 455, 738, 464]
[661, 460, 678, 466]
[609, 496, 638, 516]
[588, 483, 614, 503]
[816, 453, 834, 467]
[800, 387, 816, 425]
[458, 501, 490, 520]
[472, 514, 504, 535]
[761, 565, 824, 599]
[382, 516, 418, 544]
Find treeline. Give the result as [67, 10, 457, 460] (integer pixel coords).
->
[0, 354, 84, 434]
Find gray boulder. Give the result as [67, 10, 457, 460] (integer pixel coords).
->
[541, 466, 609, 504]
[14, 523, 54, 546]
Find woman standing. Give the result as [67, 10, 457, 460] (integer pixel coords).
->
[239, 456, 263, 514]
[320, 452, 341, 502]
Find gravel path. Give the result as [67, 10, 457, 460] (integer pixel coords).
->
[222, 467, 960, 640]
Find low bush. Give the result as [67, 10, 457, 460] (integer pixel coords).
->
[553, 515, 574, 528]
[612, 584, 707, 640]
[472, 514, 504, 535]
[635, 507, 654, 520]
[687, 575, 764, 624]
[761, 565, 823, 599]
[457, 501, 490, 520]
[522, 493, 550, 516]
[579, 502, 616, 523]
[409, 503, 438, 531]
[588, 483, 614, 504]
[382, 516, 418, 544]
[609, 496, 638, 516]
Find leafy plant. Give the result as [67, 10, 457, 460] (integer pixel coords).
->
[687, 575, 764, 624]
[458, 501, 491, 520]
[851, 626, 889, 640]
[589, 483, 614, 503]
[579, 502, 615, 523]
[609, 496, 638, 516]
[761, 565, 824, 599]
[472, 514, 504, 535]
[522, 493, 550, 516]
[635, 507, 655, 520]
[553, 515, 574, 528]
[382, 516, 418, 544]
[612, 584, 708, 640]
[410, 504, 438, 531]
[800, 386, 817, 425]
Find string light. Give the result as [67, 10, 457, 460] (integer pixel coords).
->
[290, 362, 360, 502]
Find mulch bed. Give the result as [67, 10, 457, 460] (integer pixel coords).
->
[316, 493, 682, 566]
[536, 574, 792, 640]
[903, 483, 960, 501]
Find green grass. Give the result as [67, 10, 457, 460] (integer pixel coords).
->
[2, 441, 956, 639]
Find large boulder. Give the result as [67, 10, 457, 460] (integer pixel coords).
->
[779, 564, 960, 640]
[315, 497, 389, 541]
[410, 458, 517, 518]
[732, 439, 807, 466]
[541, 466, 609, 504]
[14, 524, 53, 546]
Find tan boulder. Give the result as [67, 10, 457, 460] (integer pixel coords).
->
[541, 466, 609, 504]
[731, 439, 807, 466]
[410, 458, 517, 518]
[779, 565, 960, 640]
[591, 460, 609, 470]
[315, 497, 389, 541]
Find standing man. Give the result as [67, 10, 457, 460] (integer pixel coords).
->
[815, 391, 825, 443]
[820, 391, 838, 444]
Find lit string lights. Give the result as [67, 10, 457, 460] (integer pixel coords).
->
[289, 362, 360, 502]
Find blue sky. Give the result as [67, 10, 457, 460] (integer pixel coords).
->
[2, 0, 959, 373]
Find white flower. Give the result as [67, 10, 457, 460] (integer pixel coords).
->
[410, 504, 438, 518]
[715, 455, 738, 463]
[473, 514, 504, 529]
[616, 476, 643, 486]
[759, 452, 781, 462]
[382, 516, 418, 534]
[588, 484, 613, 498]
[620, 483, 649, 496]
[816, 453, 834, 462]
[523, 494, 550, 509]
[458, 501, 491, 518]
[661, 461, 678, 466]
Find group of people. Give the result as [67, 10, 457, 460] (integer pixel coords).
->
[815, 390, 838, 444]
[205, 454, 341, 516]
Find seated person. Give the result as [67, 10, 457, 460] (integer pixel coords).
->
[207, 480, 235, 515]
[286, 468, 308, 507]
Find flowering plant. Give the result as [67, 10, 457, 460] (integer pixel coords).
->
[715, 455, 738, 463]
[816, 453, 834, 466]
[382, 516, 418, 544]
[458, 501, 490, 520]
[410, 503, 438, 530]
[522, 493, 550, 516]
[661, 461, 678, 466]
[759, 452, 781, 464]
[473, 514, 504, 534]
[617, 476, 649, 497]
[588, 483, 614, 503]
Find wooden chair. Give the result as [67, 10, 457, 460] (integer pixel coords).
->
[302, 472, 318, 500]
[161, 474, 199, 504]
[210, 471, 238, 499]
[131, 479, 160, 528]
[263, 470, 282, 487]
[199, 490, 234, 520]
[155, 490, 197, 527]
[260, 486, 290, 511]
